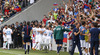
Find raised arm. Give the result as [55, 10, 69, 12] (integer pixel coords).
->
[62, 27, 71, 32]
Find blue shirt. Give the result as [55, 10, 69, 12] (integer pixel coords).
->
[74, 12, 78, 18]
[74, 12, 78, 15]
[72, 28, 80, 41]
[79, 26, 86, 40]
[53, 8, 59, 11]
[89, 28, 100, 41]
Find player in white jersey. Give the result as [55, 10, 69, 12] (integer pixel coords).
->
[41, 25, 46, 43]
[43, 27, 53, 50]
[3, 25, 7, 49]
[48, 27, 53, 51]
[34, 25, 42, 50]
[37, 25, 46, 50]
[4, 25, 13, 50]
[31, 24, 36, 50]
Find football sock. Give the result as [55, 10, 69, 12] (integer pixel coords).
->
[57, 46, 59, 53]
[27, 45, 30, 54]
[58, 46, 62, 53]
[3, 43, 5, 48]
[4, 43, 6, 48]
[49, 44, 52, 50]
[24, 44, 26, 50]
[88, 52, 90, 55]
[32, 43, 35, 50]
[24, 44, 27, 54]
[8, 44, 10, 50]
[86, 53, 88, 55]
[59, 46, 62, 50]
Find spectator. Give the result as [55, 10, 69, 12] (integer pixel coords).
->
[30, 0, 35, 4]
[53, 11, 58, 20]
[43, 15, 47, 25]
[15, 22, 19, 28]
[0, 15, 4, 24]
[0, 28, 3, 47]
[0, 0, 36, 25]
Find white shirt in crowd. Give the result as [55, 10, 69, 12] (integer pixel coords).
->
[30, 0, 34, 4]
[65, 4, 67, 13]
[32, 27, 36, 34]
[0, 18, 3, 24]
[68, 11, 73, 15]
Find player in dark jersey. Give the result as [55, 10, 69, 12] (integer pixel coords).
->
[89, 22, 100, 55]
[22, 21, 32, 54]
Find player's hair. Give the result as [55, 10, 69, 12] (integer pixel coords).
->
[8, 25, 11, 28]
[20, 22, 23, 24]
[58, 22, 62, 25]
[23, 21, 26, 23]
[39, 25, 42, 28]
[71, 26, 74, 29]
[11, 23, 14, 25]
[4, 25, 7, 27]
[55, 20, 58, 23]
[16, 22, 18, 23]
[75, 22, 80, 26]
[44, 15, 46, 16]
[92, 22, 98, 27]
[27, 21, 30, 25]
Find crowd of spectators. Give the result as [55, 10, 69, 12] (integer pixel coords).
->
[0, 0, 36, 25]
[0, 0, 100, 53]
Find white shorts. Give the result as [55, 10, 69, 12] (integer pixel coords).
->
[44, 37, 51, 44]
[7, 38, 12, 44]
[80, 40, 86, 47]
[69, 40, 73, 46]
[69, 40, 73, 51]
[85, 42, 90, 48]
[3, 36, 7, 41]
[35, 35, 42, 43]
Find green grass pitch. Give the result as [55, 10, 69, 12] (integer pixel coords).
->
[0, 48, 78, 55]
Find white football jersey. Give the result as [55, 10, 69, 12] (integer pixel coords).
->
[35, 28, 39, 35]
[32, 27, 36, 34]
[5, 28, 12, 38]
[48, 30, 53, 37]
[3, 28, 7, 37]
[41, 28, 46, 35]
[44, 30, 53, 37]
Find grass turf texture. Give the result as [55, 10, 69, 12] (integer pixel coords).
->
[0, 49, 78, 55]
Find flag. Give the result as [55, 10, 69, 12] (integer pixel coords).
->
[96, 7, 100, 10]
[33, 33, 35, 37]
[83, 4, 90, 9]
[53, 3, 58, 6]
[63, 33, 67, 43]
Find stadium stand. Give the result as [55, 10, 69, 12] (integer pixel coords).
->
[0, 0, 37, 25]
